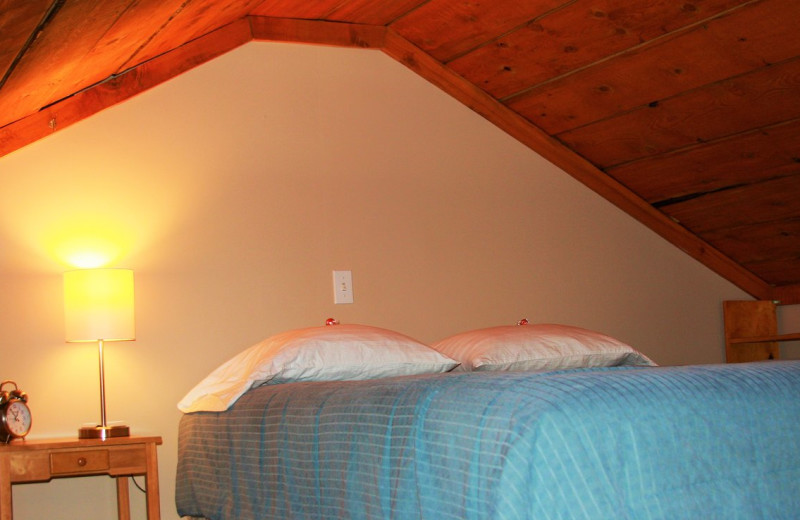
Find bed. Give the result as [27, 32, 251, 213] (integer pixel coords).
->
[175, 322, 800, 519]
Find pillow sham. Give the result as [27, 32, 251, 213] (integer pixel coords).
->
[178, 323, 459, 413]
[431, 322, 655, 372]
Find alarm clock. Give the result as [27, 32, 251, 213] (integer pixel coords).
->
[0, 380, 31, 443]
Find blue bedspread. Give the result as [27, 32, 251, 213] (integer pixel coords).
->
[176, 361, 800, 519]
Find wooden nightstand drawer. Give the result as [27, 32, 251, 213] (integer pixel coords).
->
[50, 449, 110, 474]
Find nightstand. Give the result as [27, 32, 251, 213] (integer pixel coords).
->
[0, 435, 162, 520]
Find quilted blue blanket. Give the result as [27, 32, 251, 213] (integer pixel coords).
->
[176, 361, 800, 519]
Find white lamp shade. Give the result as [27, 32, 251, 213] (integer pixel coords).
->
[64, 268, 135, 342]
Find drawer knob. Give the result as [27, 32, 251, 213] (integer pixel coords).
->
[77, 457, 87, 467]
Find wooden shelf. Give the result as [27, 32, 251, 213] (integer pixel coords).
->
[723, 300, 799, 363]
[728, 332, 800, 345]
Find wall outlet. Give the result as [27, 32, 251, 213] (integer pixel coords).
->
[333, 270, 354, 304]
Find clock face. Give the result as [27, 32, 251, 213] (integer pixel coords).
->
[5, 400, 31, 436]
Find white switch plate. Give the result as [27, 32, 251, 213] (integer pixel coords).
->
[333, 270, 354, 304]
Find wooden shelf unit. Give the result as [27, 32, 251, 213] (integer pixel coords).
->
[723, 300, 800, 363]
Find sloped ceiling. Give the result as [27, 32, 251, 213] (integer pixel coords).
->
[1, 0, 798, 303]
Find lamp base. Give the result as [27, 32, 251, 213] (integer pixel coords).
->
[78, 424, 130, 440]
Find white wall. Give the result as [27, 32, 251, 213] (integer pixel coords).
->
[0, 42, 748, 519]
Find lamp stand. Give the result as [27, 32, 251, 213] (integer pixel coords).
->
[79, 340, 129, 439]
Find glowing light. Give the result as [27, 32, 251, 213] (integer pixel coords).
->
[64, 268, 135, 342]
[0, 82, 208, 271]
[67, 251, 117, 269]
[50, 229, 125, 269]
[0, 156, 201, 270]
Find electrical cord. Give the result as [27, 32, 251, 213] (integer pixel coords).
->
[131, 475, 146, 493]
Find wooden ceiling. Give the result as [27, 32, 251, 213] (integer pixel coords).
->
[2, 0, 799, 303]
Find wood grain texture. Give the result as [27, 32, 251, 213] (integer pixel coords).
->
[662, 174, 800, 236]
[326, 0, 424, 25]
[391, 0, 565, 62]
[448, 0, 749, 100]
[507, 0, 800, 134]
[128, 0, 263, 66]
[0, 0, 138, 127]
[0, 0, 53, 85]
[743, 257, 800, 286]
[249, 17, 386, 48]
[606, 119, 800, 203]
[249, 0, 342, 19]
[705, 218, 800, 264]
[558, 56, 800, 168]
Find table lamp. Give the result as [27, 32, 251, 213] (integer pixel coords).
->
[64, 268, 135, 439]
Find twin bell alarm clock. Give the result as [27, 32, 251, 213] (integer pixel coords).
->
[0, 380, 31, 443]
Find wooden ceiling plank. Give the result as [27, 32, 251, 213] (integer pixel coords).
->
[0, 0, 263, 131]
[248, 0, 342, 19]
[0, 0, 153, 130]
[62, 0, 194, 91]
[705, 218, 800, 265]
[448, 0, 749, 100]
[390, 0, 567, 62]
[325, 0, 427, 26]
[742, 257, 800, 286]
[127, 0, 265, 68]
[559, 56, 800, 168]
[0, 0, 54, 86]
[606, 119, 800, 202]
[249, 16, 387, 48]
[769, 284, 800, 305]
[0, 19, 252, 159]
[662, 174, 800, 236]
[383, 28, 771, 300]
[0, 0, 140, 130]
[508, 0, 800, 135]
[102, 0, 214, 74]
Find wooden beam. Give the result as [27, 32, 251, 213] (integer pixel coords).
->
[382, 28, 771, 300]
[249, 16, 386, 48]
[0, 17, 387, 157]
[0, 18, 252, 159]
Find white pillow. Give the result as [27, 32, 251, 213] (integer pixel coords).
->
[431, 323, 655, 372]
[178, 324, 459, 413]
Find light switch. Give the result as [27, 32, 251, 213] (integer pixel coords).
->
[333, 270, 354, 304]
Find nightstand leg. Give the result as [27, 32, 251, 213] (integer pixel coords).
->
[144, 442, 160, 519]
[116, 477, 130, 520]
[0, 453, 12, 520]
